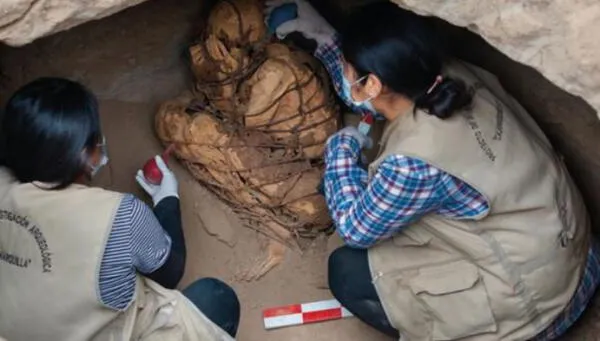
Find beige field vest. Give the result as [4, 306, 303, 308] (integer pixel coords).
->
[367, 61, 591, 341]
[0, 169, 233, 341]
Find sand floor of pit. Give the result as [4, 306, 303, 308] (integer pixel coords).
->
[0, 0, 390, 340]
[2, 0, 600, 340]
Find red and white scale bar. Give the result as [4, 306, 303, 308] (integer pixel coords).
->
[263, 299, 354, 330]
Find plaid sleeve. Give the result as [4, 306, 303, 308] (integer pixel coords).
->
[324, 134, 444, 248]
[324, 133, 490, 248]
[314, 34, 345, 103]
[314, 34, 381, 119]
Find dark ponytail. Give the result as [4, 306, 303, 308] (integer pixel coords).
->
[341, 2, 473, 119]
[414, 77, 473, 119]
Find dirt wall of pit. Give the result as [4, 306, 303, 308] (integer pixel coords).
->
[2, 0, 599, 117]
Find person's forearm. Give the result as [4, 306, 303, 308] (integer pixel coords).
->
[324, 136, 432, 248]
[147, 197, 186, 288]
[314, 33, 344, 96]
[154, 197, 185, 256]
[324, 135, 375, 248]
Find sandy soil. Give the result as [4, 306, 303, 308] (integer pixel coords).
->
[1, 0, 599, 340]
[0, 0, 390, 340]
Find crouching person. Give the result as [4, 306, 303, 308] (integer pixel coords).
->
[268, 1, 600, 339]
[0, 78, 240, 340]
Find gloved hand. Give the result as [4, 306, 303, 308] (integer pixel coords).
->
[332, 126, 373, 150]
[265, 0, 336, 46]
[136, 156, 179, 206]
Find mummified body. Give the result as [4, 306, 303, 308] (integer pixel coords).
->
[155, 0, 338, 245]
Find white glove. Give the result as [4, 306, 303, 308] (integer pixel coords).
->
[265, 0, 336, 46]
[136, 156, 179, 206]
[330, 126, 373, 150]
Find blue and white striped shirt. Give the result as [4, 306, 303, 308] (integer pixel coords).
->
[99, 194, 171, 310]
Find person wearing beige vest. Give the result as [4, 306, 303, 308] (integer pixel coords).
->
[269, 1, 600, 340]
[0, 78, 239, 340]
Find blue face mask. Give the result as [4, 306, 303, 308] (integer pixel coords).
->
[342, 75, 376, 113]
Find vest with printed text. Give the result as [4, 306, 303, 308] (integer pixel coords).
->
[367, 61, 591, 341]
[0, 169, 233, 341]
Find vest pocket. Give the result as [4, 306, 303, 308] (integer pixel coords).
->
[409, 261, 497, 340]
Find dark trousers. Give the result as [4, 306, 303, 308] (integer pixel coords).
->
[328, 246, 400, 338]
[150, 197, 240, 337]
[182, 278, 241, 337]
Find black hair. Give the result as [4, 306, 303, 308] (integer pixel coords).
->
[0, 77, 101, 189]
[341, 2, 473, 119]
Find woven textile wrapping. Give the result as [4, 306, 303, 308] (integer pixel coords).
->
[156, 0, 339, 241]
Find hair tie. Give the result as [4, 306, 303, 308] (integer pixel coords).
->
[426, 75, 443, 95]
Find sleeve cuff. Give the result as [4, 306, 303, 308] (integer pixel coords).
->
[155, 196, 180, 207]
[325, 134, 362, 162]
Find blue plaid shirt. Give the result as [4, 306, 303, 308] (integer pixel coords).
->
[316, 34, 489, 248]
[316, 34, 600, 340]
[323, 135, 488, 248]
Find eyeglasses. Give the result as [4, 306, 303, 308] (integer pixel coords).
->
[97, 136, 106, 147]
[96, 136, 108, 156]
[350, 75, 368, 87]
